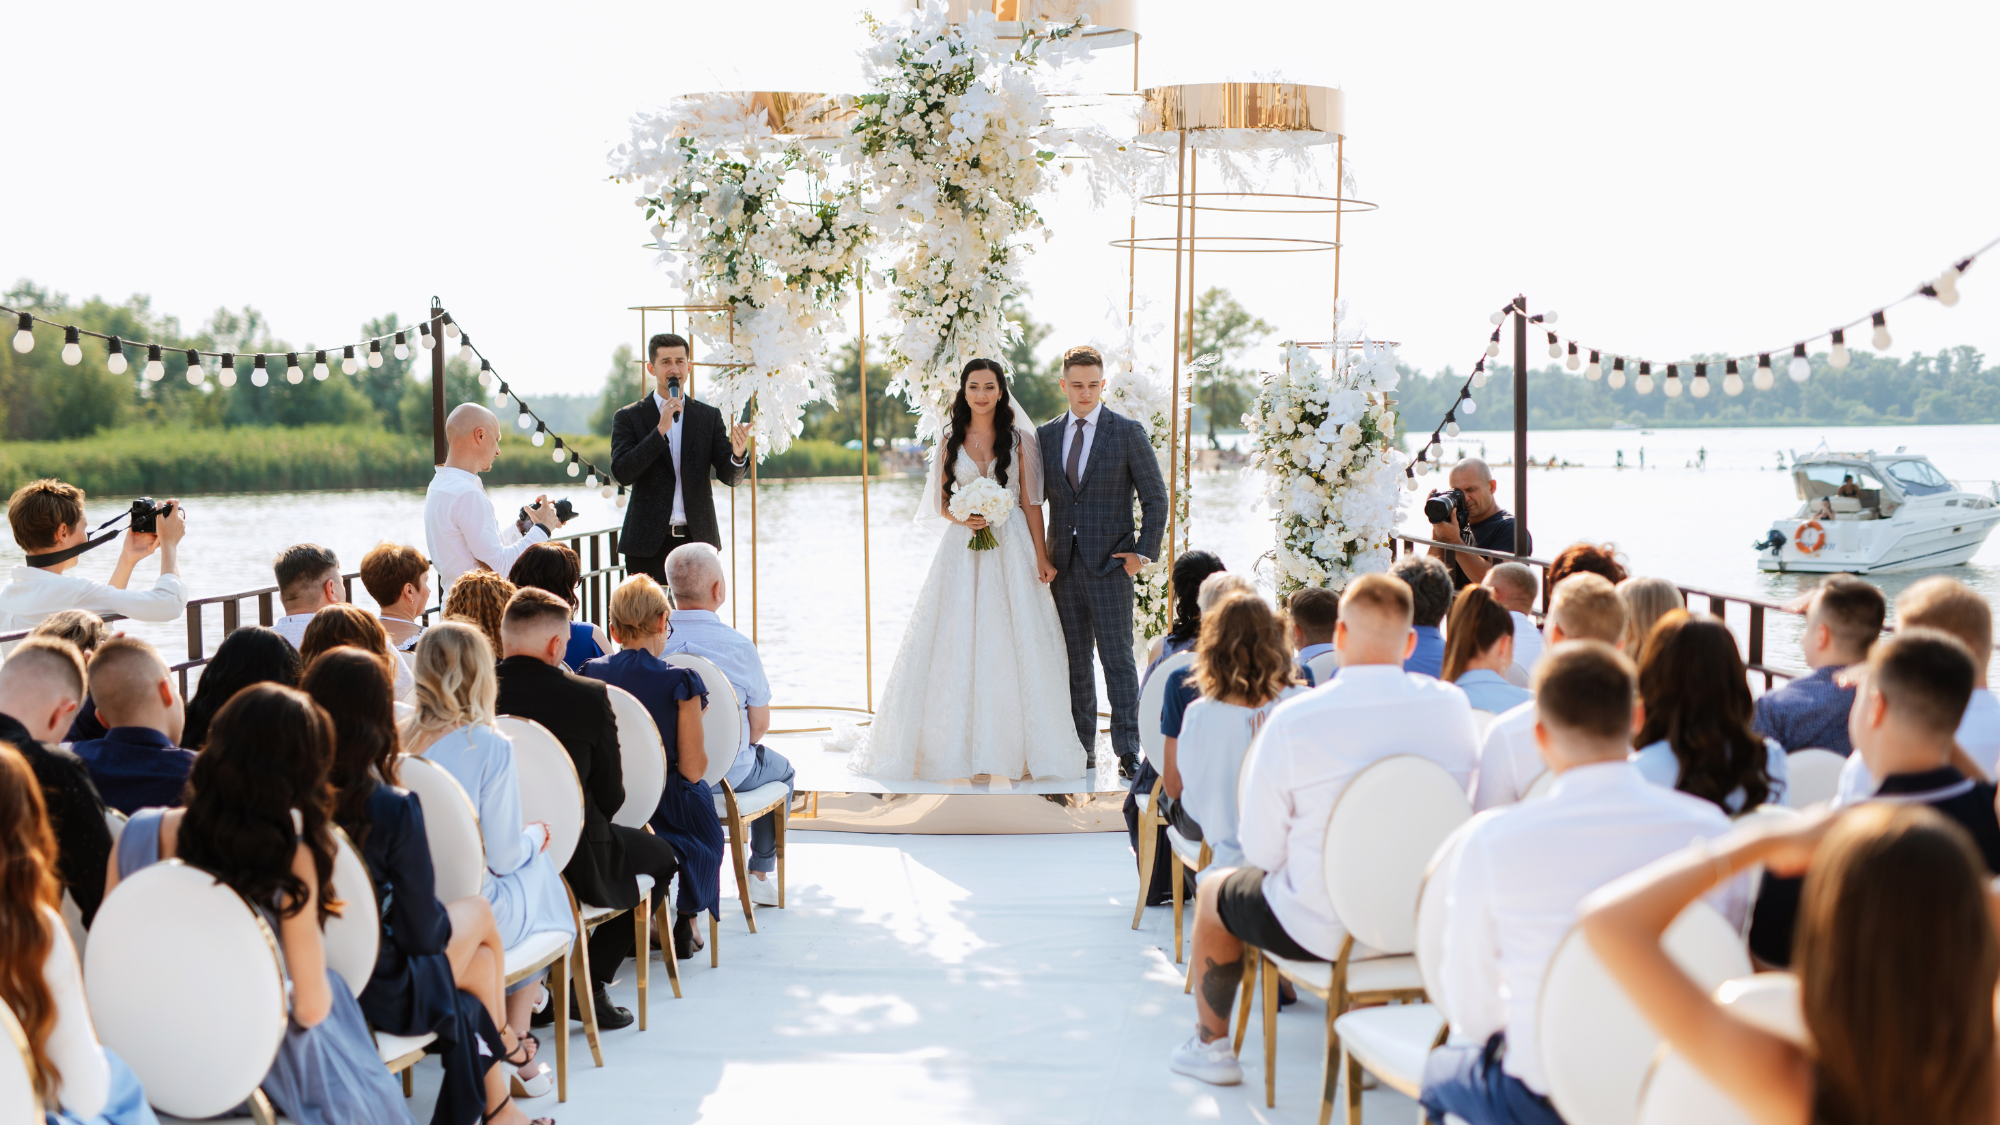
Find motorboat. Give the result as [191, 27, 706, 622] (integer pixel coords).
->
[1755, 447, 2000, 573]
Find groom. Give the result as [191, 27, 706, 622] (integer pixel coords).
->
[1039, 345, 1167, 778]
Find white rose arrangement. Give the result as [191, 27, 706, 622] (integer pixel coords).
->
[947, 476, 1015, 550]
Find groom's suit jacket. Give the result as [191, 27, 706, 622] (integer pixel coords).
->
[1037, 407, 1168, 578]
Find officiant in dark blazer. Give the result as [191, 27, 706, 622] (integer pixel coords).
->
[610, 333, 752, 583]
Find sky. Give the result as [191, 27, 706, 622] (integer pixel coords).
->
[3, 0, 1996, 403]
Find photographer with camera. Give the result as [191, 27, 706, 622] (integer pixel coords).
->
[0, 480, 188, 637]
[1425, 457, 1530, 588]
[425, 402, 569, 587]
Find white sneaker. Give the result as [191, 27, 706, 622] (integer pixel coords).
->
[748, 875, 781, 907]
[1169, 1032, 1242, 1085]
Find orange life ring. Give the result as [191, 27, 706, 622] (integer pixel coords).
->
[1794, 519, 1827, 555]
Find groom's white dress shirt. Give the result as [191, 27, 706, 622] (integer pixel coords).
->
[424, 466, 548, 586]
[1058, 403, 1102, 482]
[1441, 760, 1743, 1095]
[1238, 664, 1480, 959]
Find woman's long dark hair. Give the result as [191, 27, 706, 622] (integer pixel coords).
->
[509, 542, 584, 610]
[1166, 550, 1226, 644]
[179, 683, 342, 925]
[302, 647, 402, 850]
[941, 358, 1015, 509]
[1442, 585, 1515, 682]
[1633, 612, 1772, 811]
[182, 625, 302, 750]
[0, 745, 63, 1100]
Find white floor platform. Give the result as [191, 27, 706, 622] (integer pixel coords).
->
[393, 831, 1421, 1124]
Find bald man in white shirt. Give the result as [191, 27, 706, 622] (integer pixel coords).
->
[424, 403, 566, 587]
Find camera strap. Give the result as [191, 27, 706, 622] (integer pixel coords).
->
[23, 512, 131, 568]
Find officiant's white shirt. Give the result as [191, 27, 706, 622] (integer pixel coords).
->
[1058, 402, 1103, 480]
[653, 392, 688, 526]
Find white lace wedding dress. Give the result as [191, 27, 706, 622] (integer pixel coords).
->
[846, 431, 1086, 781]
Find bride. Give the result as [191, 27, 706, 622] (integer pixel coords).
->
[846, 358, 1087, 781]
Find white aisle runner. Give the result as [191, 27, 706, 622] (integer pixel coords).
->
[406, 832, 1420, 1124]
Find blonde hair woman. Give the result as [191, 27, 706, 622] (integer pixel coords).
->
[1617, 576, 1683, 656]
[400, 621, 573, 1080]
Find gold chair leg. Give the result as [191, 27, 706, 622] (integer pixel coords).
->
[551, 955, 570, 1102]
[635, 905, 649, 1031]
[1171, 850, 1186, 963]
[572, 933, 604, 1068]
[774, 808, 787, 909]
[1318, 988, 1342, 1125]
[1345, 1047, 1363, 1125]
[249, 1090, 278, 1125]
[1131, 815, 1156, 929]
[710, 909, 719, 969]
[402, 1066, 413, 1097]
[1233, 946, 1255, 1057]
[657, 901, 682, 999]
[731, 817, 757, 933]
[1262, 955, 1279, 1108]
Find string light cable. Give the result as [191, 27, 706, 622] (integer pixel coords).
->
[452, 327, 627, 506]
[3, 303, 442, 386]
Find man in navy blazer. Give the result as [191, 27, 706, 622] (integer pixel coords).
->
[1037, 346, 1167, 777]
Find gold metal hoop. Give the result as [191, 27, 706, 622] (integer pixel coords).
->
[1108, 235, 1339, 254]
[1138, 191, 1378, 216]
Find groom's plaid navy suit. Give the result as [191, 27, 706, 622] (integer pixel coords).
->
[1038, 407, 1167, 767]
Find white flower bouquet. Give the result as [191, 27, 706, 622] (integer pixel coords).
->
[948, 476, 1015, 550]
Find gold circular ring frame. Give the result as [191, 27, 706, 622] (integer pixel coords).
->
[1139, 191, 1379, 216]
[1109, 235, 1339, 254]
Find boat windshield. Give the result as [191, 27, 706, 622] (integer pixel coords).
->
[1882, 458, 1952, 496]
[1798, 464, 1886, 499]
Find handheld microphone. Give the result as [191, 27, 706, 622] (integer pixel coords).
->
[666, 376, 683, 402]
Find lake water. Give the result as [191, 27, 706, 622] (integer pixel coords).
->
[15, 422, 2000, 699]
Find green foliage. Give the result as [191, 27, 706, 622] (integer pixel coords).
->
[752, 439, 879, 478]
[798, 335, 918, 448]
[591, 344, 638, 435]
[1189, 287, 1273, 445]
[396, 356, 488, 436]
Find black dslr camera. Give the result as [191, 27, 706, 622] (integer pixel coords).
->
[129, 497, 176, 533]
[517, 498, 576, 529]
[1424, 487, 1468, 530]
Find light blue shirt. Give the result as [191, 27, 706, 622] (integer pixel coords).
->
[662, 608, 769, 786]
[1405, 624, 1445, 678]
[1632, 736, 1789, 813]
[1295, 642, 1335, 687]
[1454, 668, 1533, 715]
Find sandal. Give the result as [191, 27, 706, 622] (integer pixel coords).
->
[482, 1093, 555, 1125]
[502, 1030, 539, 1069]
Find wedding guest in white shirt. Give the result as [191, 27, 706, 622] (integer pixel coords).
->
[1421, 642, 1745, 1125]
[424, 403, 565, 588]
[1283, 586, 1338, 686]
[1443, 585, 1533, 715]
[0, 478, 187, 636]
[1483, 562, 1543, 687]
[1838, 576, 2000, 803]
[1170, 573, 1480, 1086]
[359, 541, 431, 652]
[1474, 573, 1631, 811]
[270, 544, 345, 650]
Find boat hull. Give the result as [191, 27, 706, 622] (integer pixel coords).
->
[1756, 507, 2000, 574]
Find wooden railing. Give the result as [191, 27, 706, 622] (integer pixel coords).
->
[1, 526, 626, 695]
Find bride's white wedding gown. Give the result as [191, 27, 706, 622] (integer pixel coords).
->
[847, 433, 1086, 781]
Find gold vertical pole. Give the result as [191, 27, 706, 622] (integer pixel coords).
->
[858, 269, 873, 712]
[1126, 40, 1139, 334]
[734, 314, 756, 645]
[1164, 128, 1186, 631]
[1184, 150, 1197, 499]
[1333, 134, 1344, 309]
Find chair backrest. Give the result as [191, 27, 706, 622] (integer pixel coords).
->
[604, 683, 669, 828]
[85, 860, 287, 1120]
[501, 715, 585, 871]
[1538, 900, 1752, 1125]
[323, 825, 380, 999]
[1471, 708, 1497, 737]
[1305, 650, 1339, 686]
[1636, 974, 1807, 1125]
[105, 808, 126, 841]
[398, 755, 487, 903]
[1322, 755, 1474, 954]
[1415, 808, 1505, 1023]
[1522, 766, 1556, 801]
[0, 999, 38, 1124]
[1784, 749, 1845, 808]
[1139, 651, 1197, 760]
[663, 653, 742, 788]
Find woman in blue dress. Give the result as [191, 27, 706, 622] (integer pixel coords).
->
[581, 575, 724, 959]
[103, 684, 414, 1125]
[508, 543, 609, 672]
[401, 621, 576, 1051]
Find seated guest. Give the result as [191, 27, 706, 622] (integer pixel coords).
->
[660, 543, 794, 907]
[1632, 612, 1787, 812]
[496, 588, 679, 1032]
[444, 569, 514, 658]
[1171, 574, 1480, 1084]
[70, 637, 192, 815]
[1545, 541, 1628, 590]
[1390, 555, 1452, 678]
[300, 603, 413, 699]
[1474, 573, 1629, 811]
[401, 622, 572, 1052]
[1142, 550, 1226, 679]
[1614, 575, 1682, 657]
[1585, 802, 2000, 1125]
[271, 543, 346, 649]
[1752, 574, 1883, 756]
[1442, 586, 1533, 715]
[1167, 593, 1305, 876]
[0, 745, 153, 1125]
[1421, 643, 1745, 1125]
[104, 684, 415, 1124]
[0, 478, 187, 636]
[1838, 576, 2000, 801]
[1751, 629, 2000, 967]
[360, 541, 432, 651]
[581, 575, 725, 958]
[509, 542, 611, 672]
[0, 638, 112, 927]
[1284, 586, 1338, 686]
[29, 611, 111, 742]
[305, 647, 542, 1123]
[180, 625, 301, 750]
[1482, 562, 1543, 687]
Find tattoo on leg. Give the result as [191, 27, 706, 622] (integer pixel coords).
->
[1198, 955, 1245, 1039]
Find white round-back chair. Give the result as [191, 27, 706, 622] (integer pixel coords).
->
[1128, 650, 1196, 929]
[604, 683, 668, 829]
[397, 754, 487, 902]
[501, 717, 584, 874]
[0, 1000, 39, 1123]
[1305, 649, 1339, 687]
[322, 826, 380, 998]
[1138, 651, 1196, 763]
[1522, 766, 1557, 801]
[1636, 973, 1805, 1125]
[1784, 749, 1845, 808]
[664, 654, 742, 792]
[667, 653, 788, 942]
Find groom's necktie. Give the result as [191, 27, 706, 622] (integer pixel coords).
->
[1066, 416, 1086, 493]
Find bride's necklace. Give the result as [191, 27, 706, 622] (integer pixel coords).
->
[963, 425, 997, 463]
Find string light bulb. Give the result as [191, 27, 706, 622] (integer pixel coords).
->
[1540, 311, 1558, 324]
[341, 345, 357, 375]
[458, 335, 474, 363]
[532, 424, 546, 447]
[1585, 350, 1602, 381]
[106, 337, 128, 375]
[1690, 363, 1711, 398]
[61, 327, 82, 366]
[1635, 362, 1654, 395]
[1828, 329, 1850, 370]
[600, 483, 615, 499]
[1485, 329, 1501, 358]
[419, 323, 434, 350]
[185, 349, 204, 386]
[143, 344, 164, 382]
[567, 461, 580, 478]
[1444, 413, 1460, 437]
[1662, 364, 1683, 397]
[393, 332, 409, 361]
[1489, 309, 1506, 326]
[1754, 354, 1775, 391]
[517, 406, 534, 430]
[1871, 311, 1891, 351]
[478, 359, 495, 388]
[1788, 343, 1811, 382]
[443, 314, 460, 340]
[11, 314, 32, 353]
[1461, 395, 1477, 415]
[1933, 262, 1963, 307]
[367, 341, 383, 369]
[252, 355, 270, 387]
[1547, 332, 1562, 360]
[1565, 341, 1580, 370]
[219, 352, 237, 387]
[586, 473, 599, 488]
[313, 350, 330, 380]
[1470, 360, 1487, 389]
[615, 487, 628, 510]
[1608, 357, 1627, 389]
[551, 438, 566, 463]
[284, 353, 303, 384]
[1723, 359, 1744, 396]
